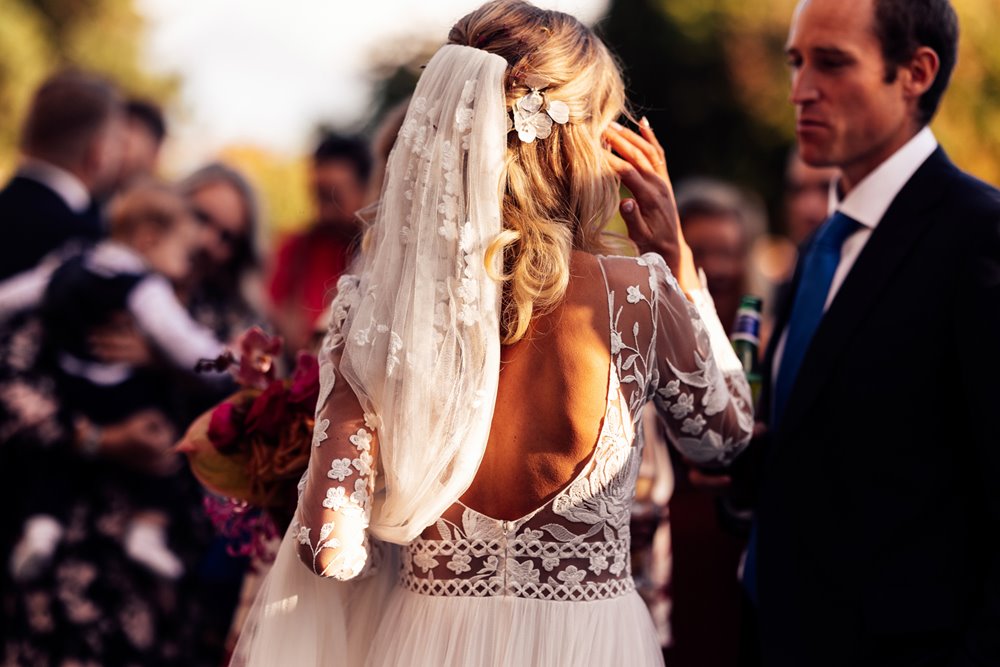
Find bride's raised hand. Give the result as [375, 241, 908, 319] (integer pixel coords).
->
[604, 119, 699, 294]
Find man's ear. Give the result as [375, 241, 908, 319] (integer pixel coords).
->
[78, 131, 108, 185]
[900, 46, 941, 101]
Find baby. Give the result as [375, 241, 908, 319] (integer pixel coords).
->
[10, 181, 229, 581]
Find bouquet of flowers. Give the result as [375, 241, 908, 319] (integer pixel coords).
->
[176, 328, 318, 560]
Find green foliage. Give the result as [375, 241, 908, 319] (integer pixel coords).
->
[600, 0, 1000, 230]
[0, 0, 177, 179]
[599, 0, 793, 230]
[0, 0, 54, 176]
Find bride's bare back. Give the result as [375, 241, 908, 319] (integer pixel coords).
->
[463, 251, 615, 519]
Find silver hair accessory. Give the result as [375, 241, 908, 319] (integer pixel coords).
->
[508, 86, 570, 143]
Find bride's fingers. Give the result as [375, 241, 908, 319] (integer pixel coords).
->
[636, 118, 669, 181]
[607, 153, 665, 214]
[604, 124, 657, 175]
[619, 198, 653, 248]
[606, 121, 663, 179]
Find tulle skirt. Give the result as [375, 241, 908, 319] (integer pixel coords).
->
[365, 586, 665, 667]
[232, 533, 664, 667]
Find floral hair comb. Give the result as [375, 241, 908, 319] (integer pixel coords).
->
[508, 85, 569, 143]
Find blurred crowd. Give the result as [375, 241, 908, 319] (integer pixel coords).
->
[0, 69, 832, 667]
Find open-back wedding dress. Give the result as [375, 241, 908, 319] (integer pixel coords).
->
[231, 43, 753, 667]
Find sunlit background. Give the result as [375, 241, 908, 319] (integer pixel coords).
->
[2, 0, 998, 235]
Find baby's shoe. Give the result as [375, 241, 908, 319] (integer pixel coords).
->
[9, 515, 64, 582]
[124, 518, 184, 580]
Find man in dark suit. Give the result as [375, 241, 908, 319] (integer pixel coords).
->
[0, 70, 123, 280]
[747, 0, 1000, 664]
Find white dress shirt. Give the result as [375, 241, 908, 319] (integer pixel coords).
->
[16, 158, 91, 214]
[773, 127, 939, 380]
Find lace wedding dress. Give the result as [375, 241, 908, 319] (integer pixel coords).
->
[365, 253, 753, 666]
[230, 44, 752, 667]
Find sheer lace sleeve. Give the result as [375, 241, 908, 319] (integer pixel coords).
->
[292, 282, 380, 580]
[600, 253, 753, 467]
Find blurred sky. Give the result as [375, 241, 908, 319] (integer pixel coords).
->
[137, 0, 609, 168]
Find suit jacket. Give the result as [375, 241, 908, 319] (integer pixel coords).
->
[0, 175, 101, 281]
[754, 148, 1000, 666]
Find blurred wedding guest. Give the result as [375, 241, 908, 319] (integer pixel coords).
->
[784, 149, 838, 246]
[267, 133, 371, 351]
[0, 70, 124, 280]
[8, 182, 228, 586]
[179, 163, 265, 343]
[115, 98, 167, 189]
[752, 151, 841, 297]
[676, 179, 768, 333]
[660, 179, 767, 667]
[0, 203, 231, 667]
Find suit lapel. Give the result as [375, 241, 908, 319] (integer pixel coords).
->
[775, 148, 953, 439]
[759, 245, 808, 421]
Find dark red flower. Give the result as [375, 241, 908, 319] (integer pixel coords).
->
[207, 401, 243, 452]
[244, 379, 289, 438]
[287, 352, 320, 407]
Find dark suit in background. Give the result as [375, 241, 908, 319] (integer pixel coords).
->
[0, 174, 102, 281]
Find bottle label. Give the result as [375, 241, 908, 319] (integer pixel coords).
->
[731, 307, 761, 346]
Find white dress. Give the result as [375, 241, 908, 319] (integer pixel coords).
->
[261, 252, 754, 667]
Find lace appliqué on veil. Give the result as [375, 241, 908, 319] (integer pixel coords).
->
[291, 72, 493, 579]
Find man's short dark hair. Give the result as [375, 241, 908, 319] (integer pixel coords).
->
[874, 0, 959, 126]
[313, 133, 373, 184]
[21, 69, 122, 162]
[126, 98, 167, 144]
[675, 178, 767, 251]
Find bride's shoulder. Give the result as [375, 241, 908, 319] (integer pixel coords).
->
[585, 251, 661, 288]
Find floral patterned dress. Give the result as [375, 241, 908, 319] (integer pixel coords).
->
[0, 312, 237, 667]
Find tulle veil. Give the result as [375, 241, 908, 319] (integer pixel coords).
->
[230, 43, 510, 666]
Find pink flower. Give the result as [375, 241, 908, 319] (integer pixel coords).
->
[235, 327, 283, 390]
[287, 352, 320, 407]
[207, 401, 243, 452]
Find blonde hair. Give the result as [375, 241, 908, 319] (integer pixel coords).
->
[108, 180, 190, 241]
[448, 0, 626, 344]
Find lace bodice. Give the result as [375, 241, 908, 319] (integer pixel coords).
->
[401, 358, 638, 600]
[292, 252, 754, 592]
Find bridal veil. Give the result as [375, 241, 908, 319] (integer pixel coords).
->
[231, 44, 509, 666]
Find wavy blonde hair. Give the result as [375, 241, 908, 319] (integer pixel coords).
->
[448, 0, 626, 344]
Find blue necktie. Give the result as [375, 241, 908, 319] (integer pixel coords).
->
[742, 211, 860, 606]
[772, 211, 861, 427]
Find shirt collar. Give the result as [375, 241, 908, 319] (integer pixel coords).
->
[16, 158, 92, 214]
[829, 126, 938, 230]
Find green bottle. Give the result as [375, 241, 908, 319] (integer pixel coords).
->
[731, 295, 763, 408]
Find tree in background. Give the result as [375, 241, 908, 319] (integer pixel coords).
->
[0, 0, 177, 178]
[6, 0, 993, 238]
[599, 0, 1000, 232]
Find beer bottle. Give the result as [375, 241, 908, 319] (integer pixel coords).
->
[731, 295, 763, 408]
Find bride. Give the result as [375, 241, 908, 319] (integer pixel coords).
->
[233, 1, 753, 665]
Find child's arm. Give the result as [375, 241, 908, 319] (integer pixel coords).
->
[127, 274, 227, 372]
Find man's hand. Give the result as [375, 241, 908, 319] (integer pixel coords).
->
[79, 410, 179, 476]
[683, 423, 768, 491]
[88, 313, 156, 367]
[687, 465, 734, 490]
